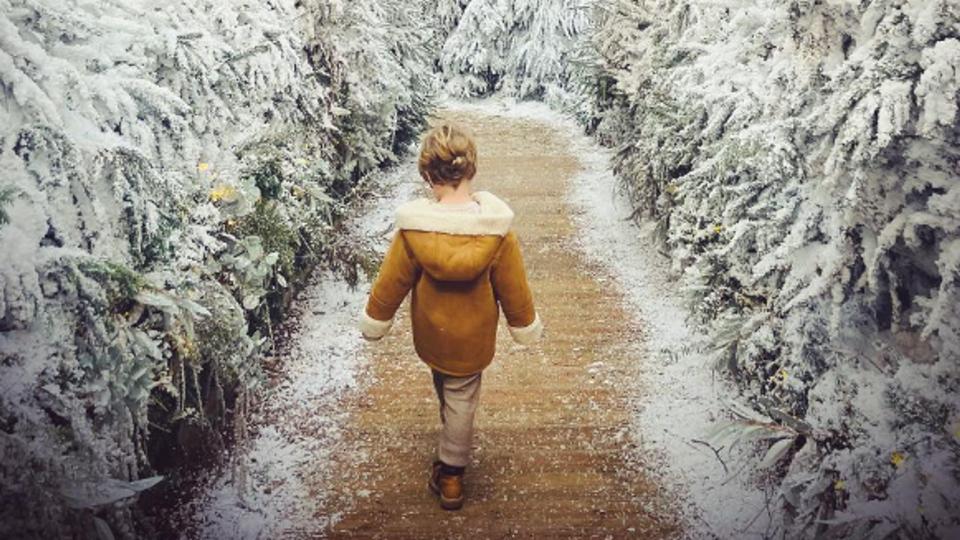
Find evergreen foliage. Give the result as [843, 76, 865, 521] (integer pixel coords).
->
[0, 0, 435, 537]
[577, 0, 960, 536]
[0, 185, 17, 225]
[439, 0, 590, 100]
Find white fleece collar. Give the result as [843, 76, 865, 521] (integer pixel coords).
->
[395, 191, 514, 236]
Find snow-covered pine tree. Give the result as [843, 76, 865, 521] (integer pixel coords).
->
[579, 0, 960, 536]
[0, 0, 436, 537]
[435, 0, 472, 54]
[440, 0, 510, 96]
[301, 0, 437, 185]
[440, 0, 590, 100]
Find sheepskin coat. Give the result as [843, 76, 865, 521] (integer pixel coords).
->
[359, 191, 542, 376]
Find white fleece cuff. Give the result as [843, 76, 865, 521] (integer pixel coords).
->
[508, 313, 543, 345]
[359, 308, 393, 340]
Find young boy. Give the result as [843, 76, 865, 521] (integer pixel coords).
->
[357, 122, 542, 510]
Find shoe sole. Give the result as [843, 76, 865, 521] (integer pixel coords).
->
[440, 495, 464, 510]
[428, 479, 464, 511]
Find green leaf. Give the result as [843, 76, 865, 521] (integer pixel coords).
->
[130, 366, 149, 381]
[135, 290, 177, 311]
[93, 517, 115, 540]
[242, 293, 261, 310]
[132, 329, 163, 360]
[151, 377, 179, 398]
[60, 476, 164, 509]
[307, 185, 335, 203]
[759, 437, 795, 468]
[244, 236, 264, 259]
[125, 476, 164, 491]
[180, 298, 212, 318]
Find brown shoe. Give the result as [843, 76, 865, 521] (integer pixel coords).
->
[428, 460, 465, 510]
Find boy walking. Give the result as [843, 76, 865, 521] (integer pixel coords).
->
[358, 123, 542, 510]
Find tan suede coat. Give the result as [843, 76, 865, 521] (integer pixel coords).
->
[359, 191, 542, 376]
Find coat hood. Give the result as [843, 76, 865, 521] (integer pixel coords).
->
[395, 191, 514, 281]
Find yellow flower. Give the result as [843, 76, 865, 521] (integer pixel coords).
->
[891, 451, 906, 468]
[197, 162, 210, 172]
[712, 224, 724, 234]
[834, 480, 845, 491]
[210, 184, 237, 202]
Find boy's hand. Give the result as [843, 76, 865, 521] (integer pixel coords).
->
[358, 306, 394, 341]
[507, 312, 543, 345]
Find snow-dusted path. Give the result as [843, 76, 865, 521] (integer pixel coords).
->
[312, 107, 680, 537]
[190, 101, 754, 538]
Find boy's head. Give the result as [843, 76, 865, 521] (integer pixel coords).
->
[418, 123, 477, 187]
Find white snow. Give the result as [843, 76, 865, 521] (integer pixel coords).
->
[191, 280, 366, 538]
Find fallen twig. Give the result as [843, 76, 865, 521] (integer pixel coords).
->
[691, 438, 729, 475]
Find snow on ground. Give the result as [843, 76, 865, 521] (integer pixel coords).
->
[189, 162, 421, 539]
[442, 97, 768, 538]
[563, 120, 770, 539]
[191, 279, 365, 537]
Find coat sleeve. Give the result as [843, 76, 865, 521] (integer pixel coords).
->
[359, 231, 420, 340]
[491, 231, 543, 345]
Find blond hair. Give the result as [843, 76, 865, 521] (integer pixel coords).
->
[418, 123, 477, 186]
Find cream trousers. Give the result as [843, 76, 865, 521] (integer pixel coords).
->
[431, 369, 482, 467]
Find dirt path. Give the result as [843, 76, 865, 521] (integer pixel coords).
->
[316, 109, 680, 538]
